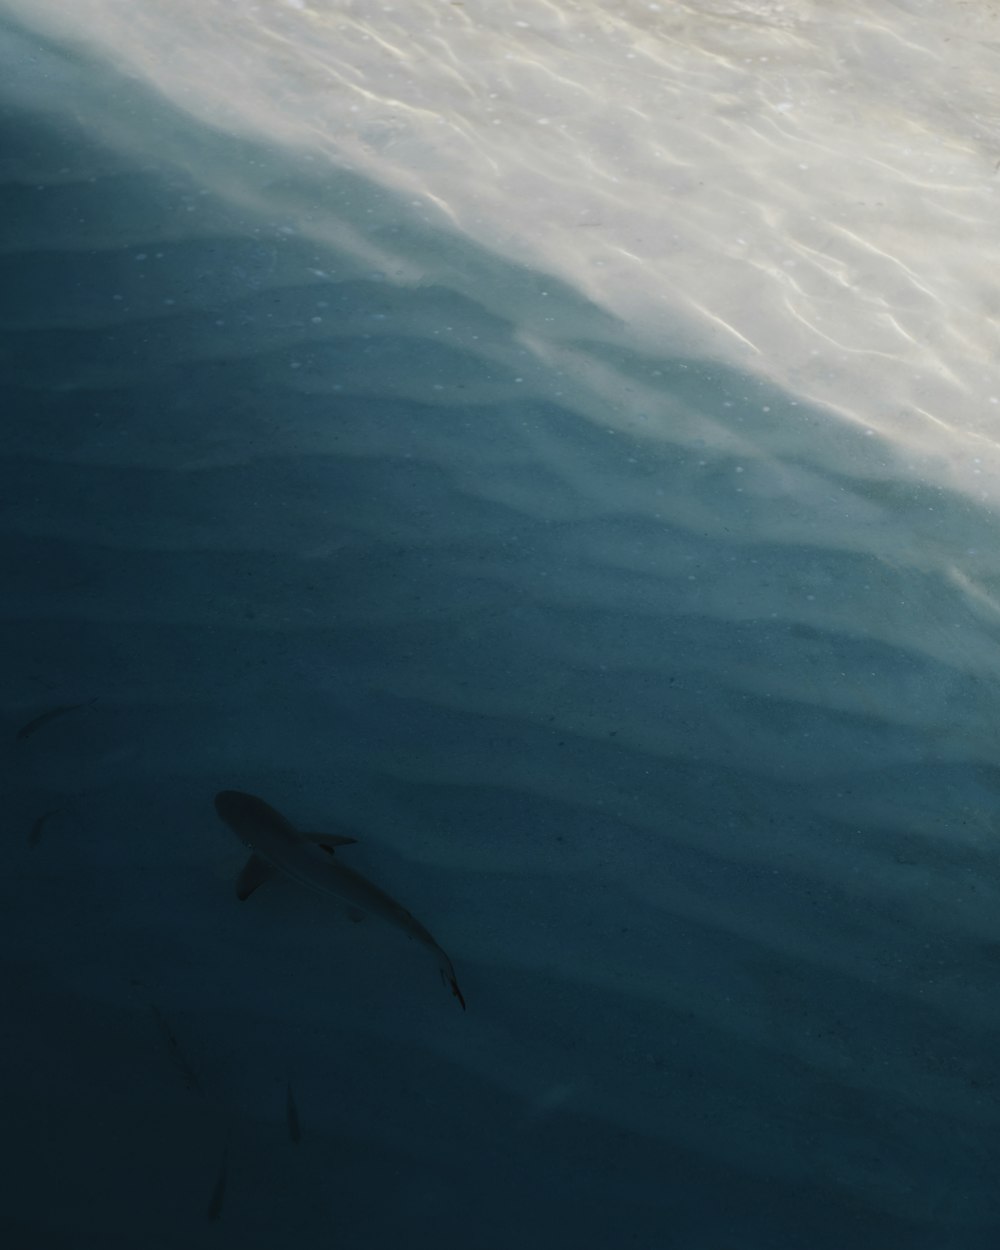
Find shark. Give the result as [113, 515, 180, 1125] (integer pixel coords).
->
[214, 790, 465, 1010]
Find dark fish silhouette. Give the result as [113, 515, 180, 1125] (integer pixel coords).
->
[28, 809, 60, 846]
[150, 1006, 202, 1094]
[16, 698, 97, 741]
[215, 790, 466, 1010]
[206, 1144, 228, 1223]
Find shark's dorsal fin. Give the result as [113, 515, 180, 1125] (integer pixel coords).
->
[300, 832, 358, 855]
[237, 854, 276, 900]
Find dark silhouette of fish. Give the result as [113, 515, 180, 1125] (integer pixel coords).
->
[150, 1006, 202, 1094]
[28, 809, 60, 846]
[16, 698, 97, 741]
[214, 789, 465, 1010]
[206, 1143, 228, 1223]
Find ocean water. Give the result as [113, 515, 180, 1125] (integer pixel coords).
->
[4, 3, 1000, 1247]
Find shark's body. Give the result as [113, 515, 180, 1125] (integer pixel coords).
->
[214, 790, 465, 1009]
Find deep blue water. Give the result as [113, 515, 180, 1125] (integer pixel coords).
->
[5, 15, 1000, 1250]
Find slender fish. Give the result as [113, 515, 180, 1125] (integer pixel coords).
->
[206, 1145, 228, 1223]
[28, 809, 60, 846]
[16, 698, 97, 742]
[150, 1006, 203, 1094]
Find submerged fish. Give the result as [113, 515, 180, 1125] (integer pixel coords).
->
[206, 1144, 228, 1223]
[28, 809, 60, 846]
[16, 697, 97, 742]
[150, 1006, 203, 1094]
[214, 789, 466, 1010]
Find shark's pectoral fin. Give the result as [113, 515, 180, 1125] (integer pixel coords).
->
[301, 832, 359, 855]
[236, 854, 276, 900]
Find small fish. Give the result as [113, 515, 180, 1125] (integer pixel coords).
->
[286, 1082, 301, 1144]
[28, 809, 60, 846]
[215, 789, 466, 1009]
[151, 1006, 202, 1094]
[206, 1144, 228, 1223]
[16, 697, 97, 742]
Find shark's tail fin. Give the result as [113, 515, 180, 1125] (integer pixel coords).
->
[438, 958, 466, 1011]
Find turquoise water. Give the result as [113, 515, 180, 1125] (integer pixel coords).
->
[4, 6, 1000, 1248]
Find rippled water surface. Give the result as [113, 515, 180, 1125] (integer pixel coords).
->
[4, 3, 1000, 1247]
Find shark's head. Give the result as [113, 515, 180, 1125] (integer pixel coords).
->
[214, 790, 298, 851]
